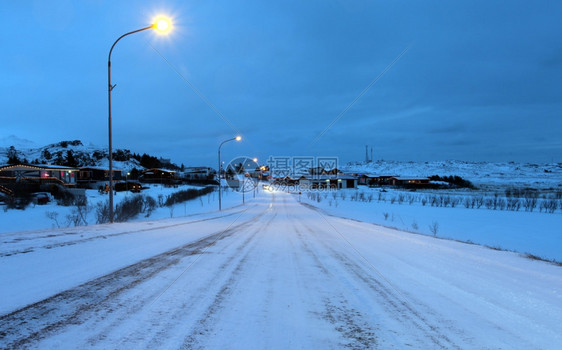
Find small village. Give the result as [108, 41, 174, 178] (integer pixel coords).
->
[0, 160, 444, 205]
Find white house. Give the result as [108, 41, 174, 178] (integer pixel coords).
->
[182, 167, 215, 180]
[298, 175, 357, 190]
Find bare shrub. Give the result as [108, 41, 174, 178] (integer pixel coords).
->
[96, 201, 110, 224]
[96, 195, 157, 224]
[164, 187, 214, 206]
[115, 195, 157, 222]
[450, 197, 460, 208]
[475, 196, 484, 209]
[430, 195, 439, 207]
[541, 198, 559, 213]
[497, 198, 506, 210]
[506, 198, 520, 211]
[66, 197, 92, 227]
[523, 196, 537, 212]
[46, 211, 61, 228]
[429, 221, 439, 237]
[143, 196, 157, 216]
[115, 196, 145, 222]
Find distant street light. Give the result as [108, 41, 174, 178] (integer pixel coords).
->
[107, 17, 172, 223]
[252, 158, 258, 198]
[218, 136, 241, 211]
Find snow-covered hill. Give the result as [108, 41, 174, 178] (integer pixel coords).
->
[1, 138, 153, 173]
[344, 160, 562, 191]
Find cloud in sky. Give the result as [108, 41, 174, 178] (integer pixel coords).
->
[1, 0, 561, 167]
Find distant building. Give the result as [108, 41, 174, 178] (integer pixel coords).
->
[390, 176, 430, 187]
[182, 167, 215, 181]
[298, 175, 357, 190]
[139, 168, 179, 184]
[356, 174, 398, 186]
[78, 167, 123, 188]
[0, 164, 79, 186]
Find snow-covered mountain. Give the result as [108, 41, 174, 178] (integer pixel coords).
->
[343, 160, 562, 190]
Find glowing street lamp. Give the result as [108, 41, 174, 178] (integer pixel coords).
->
[107, 16, 172, 223]
[154, 17, 172, 33]
[218, 136, 241, 211]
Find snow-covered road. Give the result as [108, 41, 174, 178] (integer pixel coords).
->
[1, 192, 561, 349]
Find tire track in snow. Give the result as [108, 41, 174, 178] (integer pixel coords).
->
[289, 220, 380, 349]
[81, 206, 271, 348]
[299, 217, 464, 349]
[0, 209, 262, 350]
[0, 210, 245, 258]
[179, 211, 278, 350]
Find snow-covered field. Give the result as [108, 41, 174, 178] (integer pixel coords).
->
[344, 160, 562, 191]
[296, 186, 562, 262]
[0, 183, 243, 234]
[1, 191, 561, 349]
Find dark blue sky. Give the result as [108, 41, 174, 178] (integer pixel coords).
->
[1, 0, 561, 167]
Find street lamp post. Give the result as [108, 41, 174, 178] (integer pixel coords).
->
[252, 158, 258, 198]
[218, 136, 241, 211]
[107, 18, 171, 223]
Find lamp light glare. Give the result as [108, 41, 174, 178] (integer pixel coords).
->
[153, 17, 171, 33]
